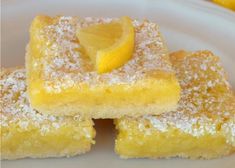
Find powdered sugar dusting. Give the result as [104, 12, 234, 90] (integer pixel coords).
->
[120, 51, 235, 144]
[0, 68, 91, 134]
[30, 16, 172, 93]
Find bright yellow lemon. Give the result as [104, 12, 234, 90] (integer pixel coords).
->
[213, 0, 235, 10]
[77, 16, 135, 73]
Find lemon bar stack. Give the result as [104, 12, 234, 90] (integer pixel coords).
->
[1, 15, 181, 159]
[1, 15, 235, 160]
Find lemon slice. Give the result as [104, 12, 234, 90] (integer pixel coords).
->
[77, 16, 135, 73]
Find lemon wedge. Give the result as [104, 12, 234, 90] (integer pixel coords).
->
[77, 16, 135, 73]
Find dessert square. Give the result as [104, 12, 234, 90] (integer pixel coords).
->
[115, 51, 235, 159]
[0, 68, 95, 160]
[26, 15, 180, 118]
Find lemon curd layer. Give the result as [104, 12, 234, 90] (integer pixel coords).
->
[26, 16, 180, 118]
[115, 51, 235, 159]
[0, 68, 95, 160]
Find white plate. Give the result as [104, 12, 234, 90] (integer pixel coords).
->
[1, 0, 235, 168]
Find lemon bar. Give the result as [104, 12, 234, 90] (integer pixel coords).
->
[115, 50, 235, 159]
[26, 15, 180, 118]
[0, 68, 95, 160]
